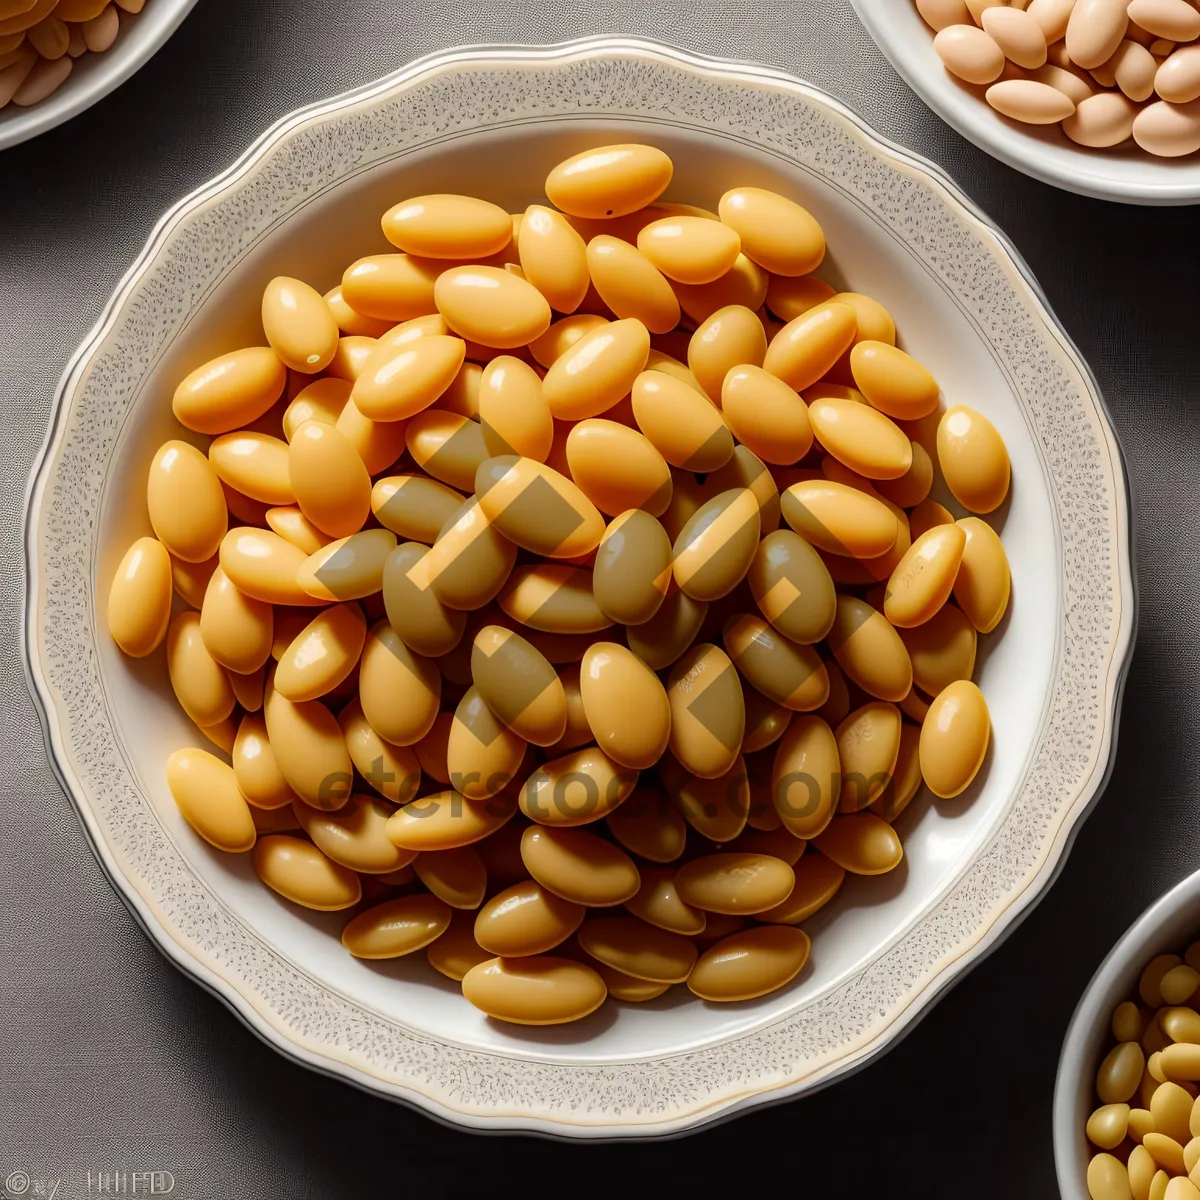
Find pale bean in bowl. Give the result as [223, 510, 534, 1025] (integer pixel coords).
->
[26, 39, 1133, 1137]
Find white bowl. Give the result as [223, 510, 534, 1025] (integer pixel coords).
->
[0, 0, 197, 151]
[849, 0, 1200, 205]
[24, 37, 1135, 1137]
[1055, 872, 1200, 1195]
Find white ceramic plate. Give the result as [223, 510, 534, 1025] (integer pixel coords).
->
[1055, 871, 1200, 1195]
[0, 0, 197, 152]
[23, 37, 1135, 1138]
[849, 0, 1200, 205]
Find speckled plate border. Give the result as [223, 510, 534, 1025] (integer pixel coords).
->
[22, 38, 1135, 1138]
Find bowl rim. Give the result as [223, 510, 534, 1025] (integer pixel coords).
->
[1053, 869, 1200, 1194]
[0, 0, 199, 152]
[847, 0, 1200, 206]
[22, 35, 1138, 1138]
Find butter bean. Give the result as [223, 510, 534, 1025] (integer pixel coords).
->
[1163, 965, 1200, 1005]
[341, 894, 451, 959]
[899, 603, 977, 696]
[468, 623, 565, 747]
[462, 955, 607, 1025]
[724, 612, 829, 712]
[473, 880, 584, 956]
[1156, 45, 1200, 102]
[382, 194, 511, 260]
[435, 265, 551, 350]
[665, 642, 745, 780]
[674, 254, 769, 325]
[1134, 98, 1200, 156]
[722, 365, 813, 466]
[1154, 1082, 1196, 1144]
[479, 355, 553, 462]
[543, 318, 650, 422]
[546, 144, 672, 219]
[1067, 0, 1130, 69]
[885, 523, 967, 628]
[675, 852, 795, 915]
[812, 812, 903, 875]
[446, 685, 525, 802]
[836, 702, 902, 812]
[108, 537, 172, 657]
[265, 506, 332, 556]
[410, 495, 516, 612]
[1145, 1132, 1187, 1175]
[371, 473, 464, 543]
[828, 595, 913, 702]
[918, 0, 972, 29]
[172, 348, 286, 436]
[579, 642, 671, 769]
[521, 824, 640, 907]
[1087, 1153, 1134, 1200]
[519, 746, 636, 827]
[199, 566, 273, 675]
[1101, 1042, 1149, 1104]
[673, 488, 761, 602]
[565, 419, 672, 518]
[284, 376, 349, 439]
[475, 454, 605, 558]
[324, 286, 392, 338]
[341, 254, 439, 323]
[1130, 1145, 1158, 1198]
[606, 786, 687, 862]
[232, 713, 296, 809]
[771, 714, 839, 839]
[263, 682, 352, 811]
[386, 788, 516, 851]
[934, 23, 1006, 83]
[165, 748, 256, 853]
[953, 517, 1011, 633]
[688, 925, 810, 1001]
[782, 478, 898, 559]
[297, 528, 397, 602]
[586, 236, 680, 334]
[577, 915, 696, 983]
[986, 78, 1076, 122]
[763, 302, 857, 393]
[426, 908, 490, 980]
[253, 834, 361, 910]
[166, 611, 234, 728]
[757, 852, 844, 923]
[1163, 1044, 1200, 1081]
[718, 188, 825, 277]
[261, 276, 338, 375]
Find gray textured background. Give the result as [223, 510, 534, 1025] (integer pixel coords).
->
[0, 2, 1189, 1195]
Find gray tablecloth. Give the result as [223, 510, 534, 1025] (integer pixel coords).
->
[0, 2, 1186, 1194]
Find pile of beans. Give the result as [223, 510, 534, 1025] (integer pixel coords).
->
[106, 142, 1011, 1026]
[0, 0, 140, 110]
[1086, 943, 1200, 1200]
[918, 0, 1200, 156]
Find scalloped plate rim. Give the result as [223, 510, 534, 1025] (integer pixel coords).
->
[22, 36, 1136, 1139]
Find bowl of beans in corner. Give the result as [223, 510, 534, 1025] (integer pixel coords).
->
[25, 38, 1134, 1137]
[850, 0, 1200, 203]
[0, 0, 198, 150]
[1055, 872, 1200, 1199]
